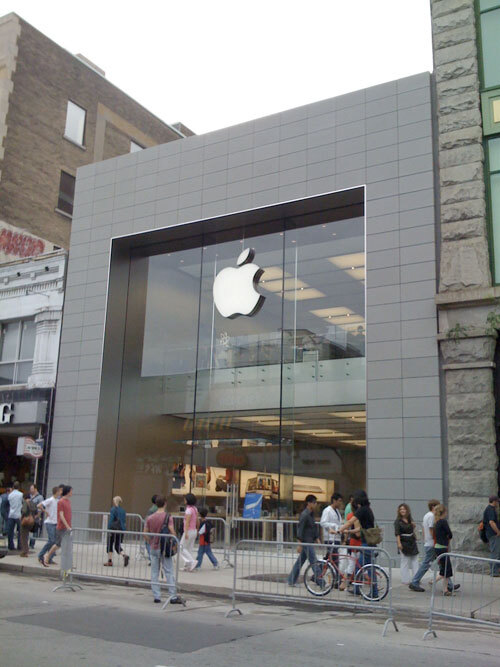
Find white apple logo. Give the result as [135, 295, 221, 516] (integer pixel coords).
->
[213, 248, 265, 318]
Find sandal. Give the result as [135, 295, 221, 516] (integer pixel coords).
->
[103, 561, 113, 567]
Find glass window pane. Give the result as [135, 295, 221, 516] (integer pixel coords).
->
[480, 9, 500, 88]
[15, 361, 33, 384]
[130, 140, 143, 152]
[491, 173, 500, 282]
[489, 137, 500, 172]
[57, 171, 76, 215]
[64, 100, 86, 145]
[0, 321, 19, 361]
[480, 0, 500, 10]
[20, 319, 36, 359]
[0, 363, 15, 385]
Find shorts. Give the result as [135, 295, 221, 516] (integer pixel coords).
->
[55, 528, 69, 547]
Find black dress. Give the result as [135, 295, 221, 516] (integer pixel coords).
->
[394, 518, 418, 556]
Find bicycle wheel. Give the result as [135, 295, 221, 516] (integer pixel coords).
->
[357, 564, 389, 602]
[303, 559, 335, 597]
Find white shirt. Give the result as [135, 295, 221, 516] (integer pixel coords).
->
[422, 510, 435, 547]
[320, 505, 343, 543]
[42, 496, 59, 524]
[8, 489, 23, 519]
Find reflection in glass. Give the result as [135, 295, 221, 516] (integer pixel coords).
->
[112, 210, 365, 518]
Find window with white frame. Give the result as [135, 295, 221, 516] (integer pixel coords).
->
[0, 319, 36, 385]
[64, 100, 86, 146]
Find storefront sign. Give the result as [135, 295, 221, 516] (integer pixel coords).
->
[213, 248, 265, 318]
[16, 436, 43, 459]
[0, 401, 47, 425]
[0, 221, 50, 262]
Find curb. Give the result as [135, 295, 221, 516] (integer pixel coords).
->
[1, 561, 434, 618]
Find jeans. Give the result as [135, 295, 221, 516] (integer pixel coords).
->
[411, 545, 435, 586]
[488, 535, 500, 575]
[150, 548, 176, 599]
[196, 544, 218, 568]
[29, 521, 42, 548]
[287, 544, 318, 585]
[7, 518, 20, 550]
[38, 523, 57, 562]
[353, 543, 379, 597]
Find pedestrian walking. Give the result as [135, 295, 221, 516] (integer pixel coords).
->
[409, 499, 439, 592]
[179, 493, 198, 572]
[394, 503, 419, 585]
[29, 483, 44, 549]
[104, 496, 129, 567]
[144, 495, 182, 605]
[194, 507, 219, 570]
[7, 481, 23, 551]
[19, 493, 37, 557]
[320, 493, 343, 565]
[433, 504, 455, 595]
[1, 486, 11, 535]
[287, 494, 321, 587]
[482, 494, 500, 576]
[44, 485, 72, 566]
[37, 486, 61, 566]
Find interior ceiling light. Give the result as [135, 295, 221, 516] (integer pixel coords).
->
[310, 306, 354, 318]
[339, 440, 366, 446]
[328, 252, 365, 270]
[331, 411, 366, 421]
[349, 268, 365, 281]
[283, 288, 326, 301]
[296, 429, 351, 437]
[261, 266, 289, 281]
[261, 278, 308, 292]
[326, 314, 364, 325]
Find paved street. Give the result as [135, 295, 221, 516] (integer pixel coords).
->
[1, 571, 499, 667]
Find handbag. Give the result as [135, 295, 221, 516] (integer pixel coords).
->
[21, 514, 35, 529]
[361, 525, 383, 546]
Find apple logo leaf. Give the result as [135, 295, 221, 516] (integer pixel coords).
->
[237, 248, 254, 266]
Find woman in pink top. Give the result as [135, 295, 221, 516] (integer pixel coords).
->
[180, 493, 198, 571]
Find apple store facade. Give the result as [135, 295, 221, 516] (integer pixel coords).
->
[49, 73, 443, 522]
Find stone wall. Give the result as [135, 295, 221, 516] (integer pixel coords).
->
[431, 0, 499, 554]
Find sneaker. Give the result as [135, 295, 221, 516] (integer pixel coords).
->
[123, 554, 130, 567]
[409, 583, 425, 592]
[188, 562, 197, 572]
[103, 561, 113, 567]
[447, 584, 460, 591]
[170, 597, 183, 605]
[213, 565, 220, 570]
[154, 598, 161, 603]
[443, 590, 453, 596]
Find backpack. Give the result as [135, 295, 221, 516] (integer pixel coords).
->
[362, 525, 383, 546]
[478, 519, 488, 544]
[160, 513, 177, 558]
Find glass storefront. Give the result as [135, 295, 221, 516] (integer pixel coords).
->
[112, 210, 365, 518]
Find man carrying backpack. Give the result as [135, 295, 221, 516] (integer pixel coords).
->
[144, 495, 182, 605]
[483, 494, 500, 577]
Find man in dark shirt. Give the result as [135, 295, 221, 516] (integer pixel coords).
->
[287, 495, 320, 586]
[483, 494, 500, 576]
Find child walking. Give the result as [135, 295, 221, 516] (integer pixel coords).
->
[194, 507, 219, 570]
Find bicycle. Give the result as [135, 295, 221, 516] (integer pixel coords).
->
[303, 545, 389, 602]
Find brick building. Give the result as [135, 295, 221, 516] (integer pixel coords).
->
[0, 12, 188, 250]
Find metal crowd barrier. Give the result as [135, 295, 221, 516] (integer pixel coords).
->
[226, 539, 398, 636]
[68, 526, 184, 607]
[424, 552, 500, 639]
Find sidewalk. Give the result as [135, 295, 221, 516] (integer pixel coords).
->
[3, 545, 497, 619]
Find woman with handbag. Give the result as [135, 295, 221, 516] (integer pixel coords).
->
[104, 496, 129, 567]
[394, 503, 419, 585]
[19, 493, 37, 557]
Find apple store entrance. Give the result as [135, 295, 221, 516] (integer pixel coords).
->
[104, 193, 366, 519]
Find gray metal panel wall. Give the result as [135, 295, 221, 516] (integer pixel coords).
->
[49, 72, 441, 520]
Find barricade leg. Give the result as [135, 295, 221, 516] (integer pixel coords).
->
[225, 548, 243, 618]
